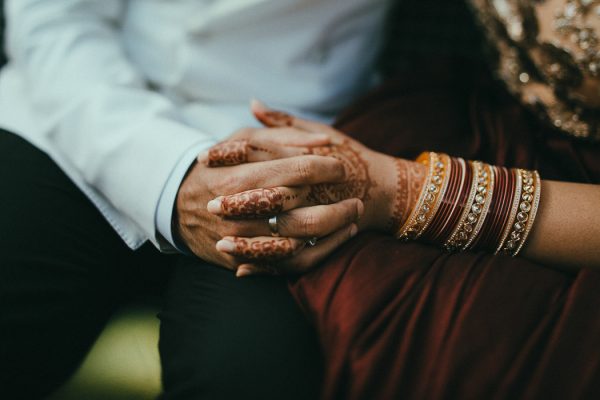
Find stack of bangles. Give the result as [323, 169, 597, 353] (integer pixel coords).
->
[397, 152, 542, 256]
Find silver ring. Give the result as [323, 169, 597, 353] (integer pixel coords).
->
[268, 216, 280, 237]
[306, 237, 318, 247]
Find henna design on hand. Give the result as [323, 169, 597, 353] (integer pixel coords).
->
[254, 109, 294, 128]
[221, 188, 294, 218]
[248, 144, 275, 156]
[388, 159, 427, 233]
[305, 140, 373, 205]
[233, 237, 296, 260]
[208, 140, 249, 167]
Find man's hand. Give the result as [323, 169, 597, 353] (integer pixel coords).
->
[175, 127, 363, 271]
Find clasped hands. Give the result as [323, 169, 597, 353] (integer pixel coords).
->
[175, 100, 422, 276]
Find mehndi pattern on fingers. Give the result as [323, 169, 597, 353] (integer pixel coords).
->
[305, 140, 373, 205]
[221, 188, 294, 218]
[254, 109, 294, 128]
[247, 143, 276, 156]
[208, 139, 249, 167]
[233, 237, 296, 260]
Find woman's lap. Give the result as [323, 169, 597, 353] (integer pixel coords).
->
[287, 63, 600, 398]
[291, 233, 600, 398]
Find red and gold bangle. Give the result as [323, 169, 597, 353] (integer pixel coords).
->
[476, 166, 510, 252]
[422, 156, 463, 242]
[444, 161, 494, 251]
[396, 152, 450, 240]
[437, 158, 471, 243]
[444, 161, 480, 251]
[495, 168, 523, 254]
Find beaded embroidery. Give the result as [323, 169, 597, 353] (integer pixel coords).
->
[469, 0, 600, 140]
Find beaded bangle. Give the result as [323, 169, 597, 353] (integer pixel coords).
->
[476, 166, 508, 252]
[463, 162, 495, 251]
[444, 160, 479, 251]
[500, 169, 541, 256]
[513, 171, 541, 256]
[495, 169, 523, 254]
[396, 152, 450, 240]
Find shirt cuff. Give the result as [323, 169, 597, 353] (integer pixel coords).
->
[155, 142, 215, 253]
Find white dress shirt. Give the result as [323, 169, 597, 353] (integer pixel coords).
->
[0, 0, 390, 251]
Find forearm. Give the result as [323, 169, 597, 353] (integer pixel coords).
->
[389, 154, 600, 271]
[522, 180, 600, 270]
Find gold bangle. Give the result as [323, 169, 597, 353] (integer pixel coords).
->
[396, 152, 450, 240]
[512, 170, 541, 256]
[496, 168, 524, 255]
[463, 162, 495, 251]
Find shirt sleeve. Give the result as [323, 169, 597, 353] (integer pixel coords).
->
[155, 143, 210, 253]
[5, 0, 216, 249]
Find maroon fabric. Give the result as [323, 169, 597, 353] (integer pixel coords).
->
[288, 61, 600, 399]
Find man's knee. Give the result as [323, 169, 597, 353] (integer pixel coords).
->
[159, 261, 322, 399]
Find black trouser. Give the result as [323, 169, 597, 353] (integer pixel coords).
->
[0, 130, 322, 399]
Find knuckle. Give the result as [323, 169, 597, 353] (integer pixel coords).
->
[177, 184, 195, 205]
[217, 174, 241, 194]
[205, 183, 218, 198]
[222, 222, 242, 236]
[276, 214, 293, 234]
[301, 213, 319, 236]
[294, 158, 314, 181]
[204, 174, 223, 195]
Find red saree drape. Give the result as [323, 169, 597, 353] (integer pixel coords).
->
[289, 61, 600, 399]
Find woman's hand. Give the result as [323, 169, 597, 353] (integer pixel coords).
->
[206, 101, 428, 275]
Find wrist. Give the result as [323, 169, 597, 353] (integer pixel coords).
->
[357, 152, 416, 232]
[385, 157, 427, 235]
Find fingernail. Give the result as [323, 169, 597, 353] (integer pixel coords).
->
[350, 224, 359, 238]
[236, 266, 253, 278]
[356, 200, 365, 221]
[250, 98, 268, 113]
[236, 264, 263, 278]
[207, 197, 223, 214]
[216, 239, 235, 253]
[197, 150, 209, 163]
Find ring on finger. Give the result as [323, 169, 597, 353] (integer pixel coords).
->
[268, 216, 281, 237]
[306, 237, 318, 247]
